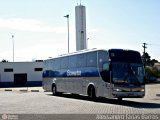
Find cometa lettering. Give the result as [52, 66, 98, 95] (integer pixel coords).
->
[67, 70, 82, 76]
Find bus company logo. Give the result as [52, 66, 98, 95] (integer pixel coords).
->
[1, 114, 18, 120]
[1, 114, 8, 120]
[67, 70, 82, 77]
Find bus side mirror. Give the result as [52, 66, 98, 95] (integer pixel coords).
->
[102, 63, 110, 82]
[109, 63, 112, 71]
[103, 63, 109, 71]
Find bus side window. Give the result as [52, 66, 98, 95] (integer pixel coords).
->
[61, 57, 68, 69]
[53, 58, 60, 70]
[69, 55, 77, 68]
[98, 50, 109, 71]
[77, 54, 86, 67]
[87, 52, 97, 67]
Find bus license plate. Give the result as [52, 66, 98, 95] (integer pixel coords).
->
[128, 93, 134, 96]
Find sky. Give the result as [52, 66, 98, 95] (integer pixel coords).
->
[0, 0, 160, 62]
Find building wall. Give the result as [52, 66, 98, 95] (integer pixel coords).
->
[0, 62, 43, 87]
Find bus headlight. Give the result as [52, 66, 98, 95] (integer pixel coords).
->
[113, 88, 122, 92]
[140, 88, 145, 92]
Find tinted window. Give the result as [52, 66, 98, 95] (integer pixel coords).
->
[49, 60, 54, 70]
[53, 58, 60, 70]
[77, 54, 86, 67]
[87, 52, 97, 67]
[69, 55, 77, 68]
[61, 57, 68, 69]
[109, 50, 142, 63]
[98, 50, 109, 70]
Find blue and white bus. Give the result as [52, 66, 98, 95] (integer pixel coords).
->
[43, 49, 145, 100]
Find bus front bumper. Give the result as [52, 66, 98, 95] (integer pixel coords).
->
[112, 91, 145, 98]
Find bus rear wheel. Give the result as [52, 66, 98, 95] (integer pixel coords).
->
[52, 85, 57, 96]
[88, 86, 96, 100]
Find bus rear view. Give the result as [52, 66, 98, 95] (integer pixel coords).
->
[109, 49, 145, 100]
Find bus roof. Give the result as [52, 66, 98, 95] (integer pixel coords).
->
[109, 49, 139, 53]
[46, 48, 106, 60]
[46, 48, 140, 60]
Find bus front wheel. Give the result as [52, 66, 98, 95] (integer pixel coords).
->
[117, 97, 123, 101]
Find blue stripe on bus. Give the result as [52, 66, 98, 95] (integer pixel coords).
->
[43, 67, 100, 78]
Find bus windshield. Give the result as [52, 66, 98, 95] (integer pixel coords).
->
[112, 63, 145, 84]
[109, 49, 145, 85]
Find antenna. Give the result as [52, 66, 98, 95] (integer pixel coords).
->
[80, 0, 82, 5]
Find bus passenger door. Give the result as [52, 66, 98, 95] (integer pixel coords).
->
[101, 63, 113, 98]
[104, 82, 112, 98]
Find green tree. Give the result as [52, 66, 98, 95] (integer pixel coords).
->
[1, 59, 9, 62]
[142, 52, 151, 66]
[142, 52, 159, 66]
[150, 59, 158, 66]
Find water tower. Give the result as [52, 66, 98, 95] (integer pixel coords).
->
[75, 4, 87, 51]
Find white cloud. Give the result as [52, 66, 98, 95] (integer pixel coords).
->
[0, 17, 66, 33]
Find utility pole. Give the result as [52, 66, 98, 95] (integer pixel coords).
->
[142, 43, 148, 66]
[64, 14, 69, 53]
[12, 35, 15, 62]
[142, 43, 147, 54]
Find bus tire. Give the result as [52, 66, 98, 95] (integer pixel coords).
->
[52, 84, 57, 96]
[88, 86, 96, 100]
[117, 97, 123, 101]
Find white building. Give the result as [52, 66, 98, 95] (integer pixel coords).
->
[0, 61, 43, 87]
[154, 63, 160, 71]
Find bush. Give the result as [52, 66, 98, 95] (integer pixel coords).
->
[152, 67, 160, 78]
[145, 67, 160, 83]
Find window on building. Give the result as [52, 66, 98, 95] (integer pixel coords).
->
[4, 68, 13, 72]
[34, 68, 43, 71]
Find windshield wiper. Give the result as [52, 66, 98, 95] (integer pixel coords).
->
[124, 64, 140, 84]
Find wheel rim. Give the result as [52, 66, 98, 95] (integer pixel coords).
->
[91, 88, 93, 98]
[52, 86, 56, 95]
[90, 87, 95, 98]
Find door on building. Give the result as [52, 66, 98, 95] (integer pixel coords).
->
[14, 73, 27, 86]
